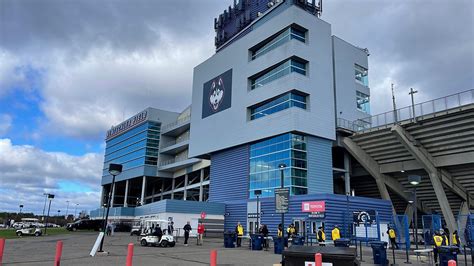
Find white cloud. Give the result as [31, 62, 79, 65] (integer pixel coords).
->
[0, 114, 12, 136]
[0, 138, 103, 213]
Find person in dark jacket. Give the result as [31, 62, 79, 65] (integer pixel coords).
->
[183, 221, 192, 246]
[317, 226, 326, 246]
[153, 225, 163, 241]
[260, 224, 269, 248]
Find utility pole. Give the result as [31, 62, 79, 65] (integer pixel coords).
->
[391, 83, 398, 123]
[65, 201, 70, 220]
[409, 88, 418, 123]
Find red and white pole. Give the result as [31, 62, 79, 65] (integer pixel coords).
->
[54, 240, 63, 266]
[126, 243, 134, 266]
[315, 253, 322, 266]
[448, 260, 456, 266]
[0, 238, 5, 265]
[210, 249, 217, 266]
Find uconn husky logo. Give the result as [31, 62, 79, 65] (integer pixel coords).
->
[202, 69, 232, 118]
[209, 77, 225, 111]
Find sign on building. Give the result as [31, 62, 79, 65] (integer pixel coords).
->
[202, 69, 232, 118]
[301, 201, 325, 212]
[353, 210, 377, 225]
[275, 188, 289, 213]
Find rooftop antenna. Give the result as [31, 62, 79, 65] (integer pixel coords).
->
[391, 83, 398, 123]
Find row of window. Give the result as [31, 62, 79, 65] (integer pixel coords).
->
[249, 133, 308, 199]
[250, 58, 307, 90]
[355, 64, 369, 87]
[250, 91, 307, 120]
[251, 26, 306, 60]
[356, 91, 370, 114]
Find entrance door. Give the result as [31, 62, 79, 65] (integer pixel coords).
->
[247, 219, 258, 234]
[293, 219, 306, 236]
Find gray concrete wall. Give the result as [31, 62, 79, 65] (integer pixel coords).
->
[332, 36, 371, 122]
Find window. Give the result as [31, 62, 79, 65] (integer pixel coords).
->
[250, 91, 307, 120]
[356, 91, 370, 114]
[251, 26, 306, 60]
[355, 64, 368, 86]
[249, 133, 308, 199]
[250, 58, 307, 90]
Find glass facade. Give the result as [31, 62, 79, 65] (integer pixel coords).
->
[356, 91, 370, 114]
[355, 64, 368, 86]
[249, 133, 308, 198]
[251, 26, 306, 60]
[102, 121, 161, 176]
[251, 58, 307, 90]
[250, 91, 307, 120]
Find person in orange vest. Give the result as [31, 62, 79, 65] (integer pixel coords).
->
[433, 230, 444, 264]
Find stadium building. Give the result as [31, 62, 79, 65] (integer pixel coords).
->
[92, 0, 474, 239]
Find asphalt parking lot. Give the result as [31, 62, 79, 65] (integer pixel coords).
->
[2, 232, 472, 265]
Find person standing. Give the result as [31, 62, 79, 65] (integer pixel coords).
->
[441, 229, 449, 246]
[287, 224, 296, 238]
[387, 226, 399, 249]
[452, 230, 460, 248]
[183, 221, 192, 246]
[260, 224, 269, 248]
[236, 221, 244, 247]
[317, 226, 326, 246]
[331, 225, 340, 241]
[277, 223, 283, 238]
[168, 221, 174, 235]
[197, 222, 205, 245]
[433, 231, 444, 264]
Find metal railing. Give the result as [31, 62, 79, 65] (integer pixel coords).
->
[161, 115, 191, 132]
[159, 153, 189, 167]
[160, 133, 190, 149]
[337, 89, 474, 132]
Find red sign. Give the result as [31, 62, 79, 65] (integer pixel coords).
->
[301, 201, 325, 212]
[200, 211, 207, 219]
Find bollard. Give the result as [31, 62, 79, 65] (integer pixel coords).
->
[126, 243, 134, 266]
[448, 259, 456, 266]
[0, 238, 5, 265]
[54, 240, 63, 266]
[315, 253, 322, 266]
[210, 249, 217, 266]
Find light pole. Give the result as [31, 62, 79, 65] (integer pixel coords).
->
[408, 175, 421, 250]
[19, 204, 23, 214]
[74, 203, 79, 220]
[57, 210, 61, 224]
[44, 194, 55, 235]
[255, 190, 262, 232]
[278, 163, 286, 265]
[99, 163, 122, 253]
[65, 201, 70, 220]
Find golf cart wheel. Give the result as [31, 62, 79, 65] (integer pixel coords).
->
[160, 240, 169, 247]
[168, 242, 175, 247]
[72, 227, 77, 232]
[16, 231, 22, 236]
[35, 232, 40, 237]
[140, 239, 148, 246]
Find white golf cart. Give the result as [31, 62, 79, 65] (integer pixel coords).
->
[16, 226, 42, 237]
[139, 219, 175, 248]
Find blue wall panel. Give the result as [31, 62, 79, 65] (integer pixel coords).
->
[307, 136, 333, 194]
[209, 145, 249, 203]
[224, 200, 248, 232]
[255, 193, 392, 237]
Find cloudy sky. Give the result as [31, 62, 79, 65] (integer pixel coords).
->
[0, 0, 472, 215]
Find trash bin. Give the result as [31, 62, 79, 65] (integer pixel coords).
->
[224, 232, 235, 248]
[274, 237, 284, 254]
[283, 245, 359, 266]
[369, 241, 388, 265]
[291, 236, 305, 246]
[438, 246, 459, 266]
[251, 234, 263, 250]
[334, 238, 351, 247]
